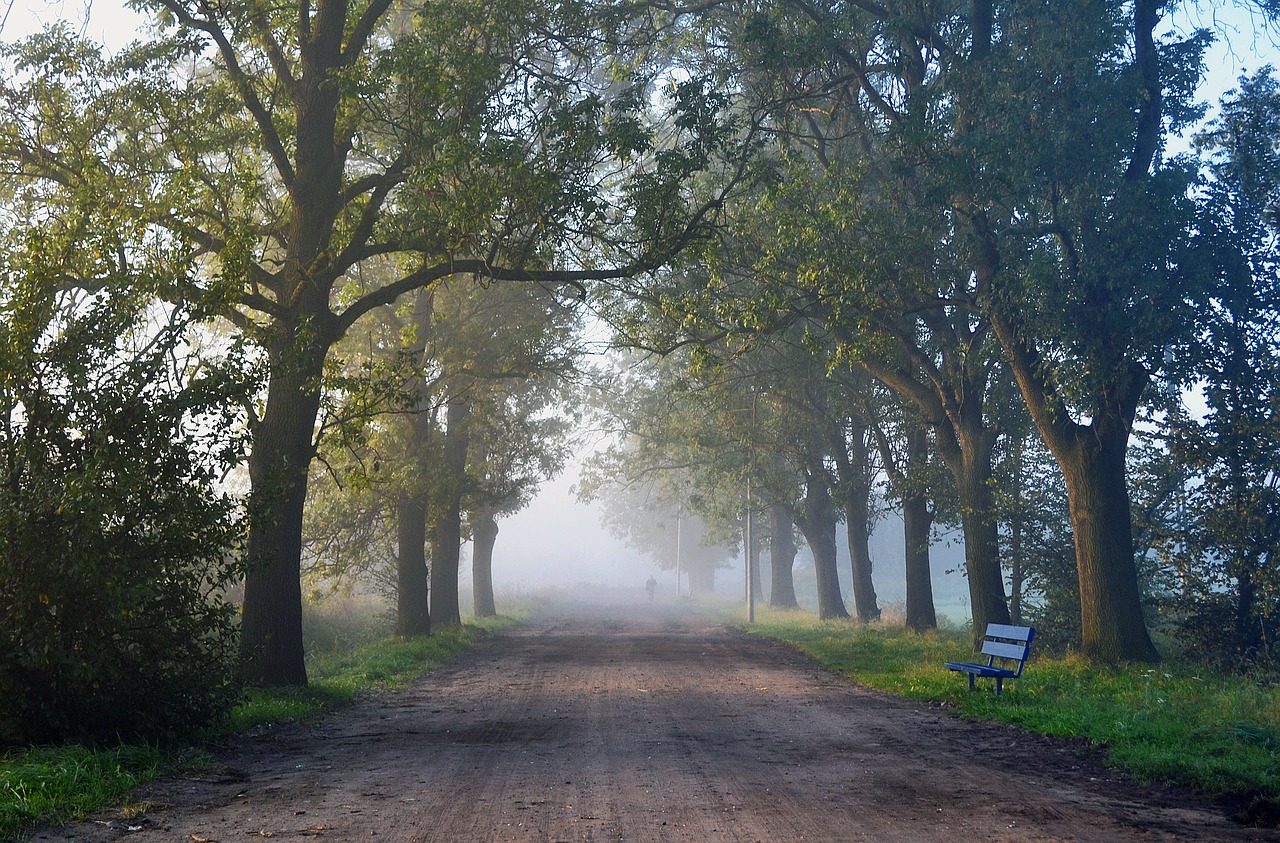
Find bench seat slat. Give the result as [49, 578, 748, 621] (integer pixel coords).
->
[944, 661, 1017, 678]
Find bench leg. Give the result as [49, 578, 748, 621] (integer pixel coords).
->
[968, 673, 975, 691]
[995, 677, 1003, 696]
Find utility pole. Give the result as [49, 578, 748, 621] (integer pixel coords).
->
[746, 475, 754, 623]
[746, 390, 757, 624]
[675, 512, 683, 598]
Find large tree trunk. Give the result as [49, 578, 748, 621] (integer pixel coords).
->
[844, 492, 880, 623]
[902, 493, 937, 632]
[902, 427, 937, 631]
[835, 418, 880, 623]
[795, 475, 849, 620]
[240, 332, 329, 687]
[1057, 429, 1158, 662]
[955, 441, 1011, 637]
[769, 503, 800, 610]
[395, 496, 431, 636]
[397, 358, 434, 637]
[429, 397, 471, 630]
[471, 508, 499, 618]
[931, 414, 1010, 640]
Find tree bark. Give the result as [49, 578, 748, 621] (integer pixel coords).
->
[395, 496, 431, 636]
[834, 417, 880, 623]
[430, 397, 471, 630]
[1057, 429, 1158, 662]
[769, 503, 800, 610]
[472, 508, 499, 618]
[926, 408, 1010, 641]
[843, 491, 880, 623]
[902, 428, 937, 631]
[240, 329, 329, 687]
[795, 474, 849, 620]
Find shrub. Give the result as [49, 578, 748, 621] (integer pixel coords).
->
[0, 255, 251, 745]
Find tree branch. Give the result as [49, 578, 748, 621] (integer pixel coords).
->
[153, 0, 296, 190]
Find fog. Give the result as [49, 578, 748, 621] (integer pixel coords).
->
[475, 457, 975, 625]
[480, 465, 658, 592]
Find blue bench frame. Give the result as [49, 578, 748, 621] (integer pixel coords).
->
[945, 623, 1034, 696]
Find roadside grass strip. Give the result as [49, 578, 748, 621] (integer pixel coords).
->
[0, 616, 520, 840]
[0, 744, 168, 836]
[743, 610, 1280, 824]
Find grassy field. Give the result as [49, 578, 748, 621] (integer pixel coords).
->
[739, 608, 1280, 825]
[0, 607, 518, 840]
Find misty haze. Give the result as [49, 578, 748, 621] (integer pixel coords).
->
[4, 0, 1280, 839]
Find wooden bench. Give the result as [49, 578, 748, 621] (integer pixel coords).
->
[945, 624, 1034, 695]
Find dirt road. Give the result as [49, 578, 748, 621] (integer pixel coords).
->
[35, 603, 1277, 842]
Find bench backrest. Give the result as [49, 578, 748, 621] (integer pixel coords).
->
[981, 623, 1035, 677]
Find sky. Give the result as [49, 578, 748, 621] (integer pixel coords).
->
[2, 0, 1277, 604]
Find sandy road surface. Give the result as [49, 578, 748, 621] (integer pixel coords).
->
[34, 602, 1278, 842]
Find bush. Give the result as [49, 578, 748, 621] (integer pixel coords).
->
[0, 260, 251, 745]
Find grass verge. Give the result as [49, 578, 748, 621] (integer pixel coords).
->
[0, 615, 519, 840]
[740, 608, 1280, 825]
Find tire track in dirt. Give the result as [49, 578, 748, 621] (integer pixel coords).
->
[32, 601, 1279, 842]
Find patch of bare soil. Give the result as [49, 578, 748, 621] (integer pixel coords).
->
[32, 602, 1280, 842]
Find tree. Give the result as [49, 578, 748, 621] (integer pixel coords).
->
[305, 276, 579, 629]
[1157, 68, 1280, 665]
[466, 378, 575, 618]
[1, 3, 742, 684]
[686, 0, 1216, 659]
[968, 0, 1205, 662]
[767, 501, 801, 610]
[0, 215, 248, 744]
[610, 5, 1020, 637]
[872, 410, 946, 632]
[992, 424, 1079, 646]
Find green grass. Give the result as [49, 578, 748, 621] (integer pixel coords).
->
[741, 608, 1280, 824]
[0, 613, 520, 840]
[0, 744, 181, 836]
[232, 615, 519, 732]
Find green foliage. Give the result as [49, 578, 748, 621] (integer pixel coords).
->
[577, 351, 760, 585]
[0, 230, 250, 745]
[1153, 69, 1280, 668]
[993, 430, 1080, 643]
[747, 613, 1280, 817]
[306, 277, 581, 598]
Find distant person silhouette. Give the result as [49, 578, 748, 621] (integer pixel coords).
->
[645, 575, 657, 602]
